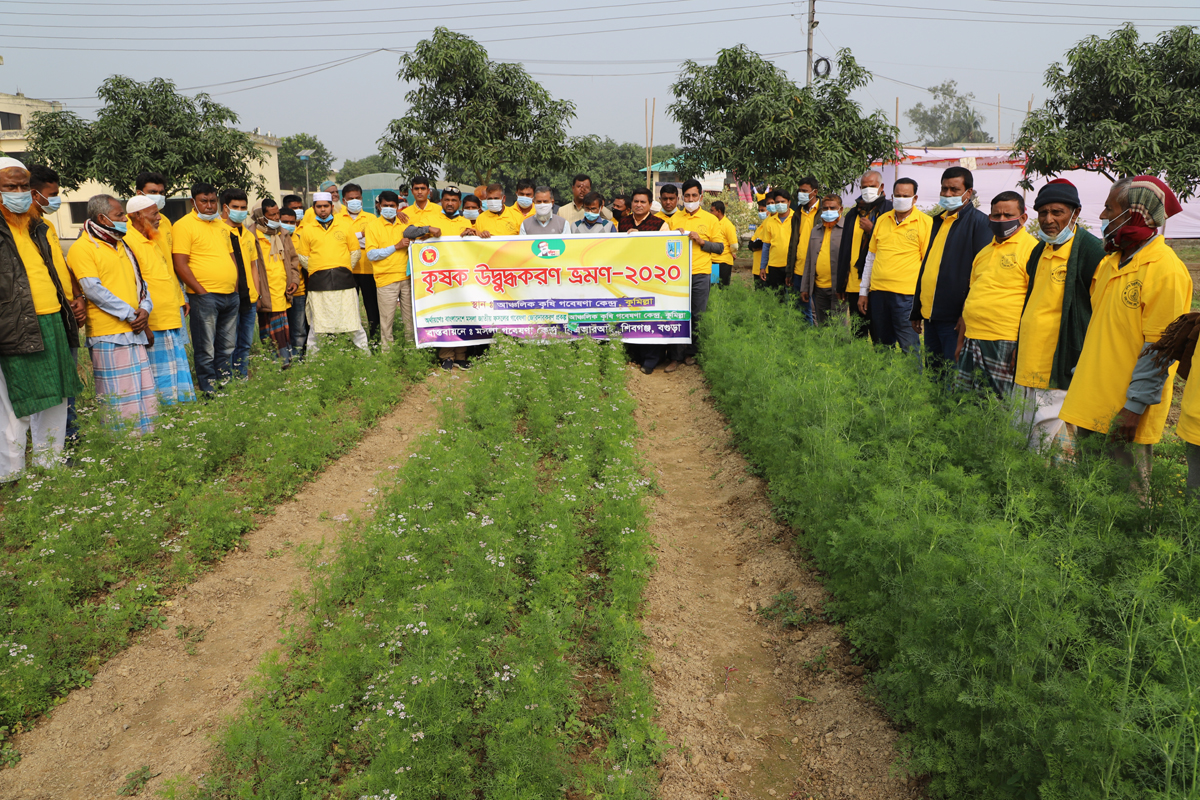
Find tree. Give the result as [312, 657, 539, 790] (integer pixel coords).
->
[278, 133, 335, 194]
[668, 46, 897, 195]
[337, 153, 397, 183]
[1014, 24, 1200, 199]
[379, 27, 576, 187]
[24, 76, 267, 197]
[905, 81, 993, 147]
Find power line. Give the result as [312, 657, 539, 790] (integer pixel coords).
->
[818, 9, 1187, 27]
[828, 0, 1196, 23]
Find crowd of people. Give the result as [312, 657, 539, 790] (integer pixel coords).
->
[0, 152, 1196, 491]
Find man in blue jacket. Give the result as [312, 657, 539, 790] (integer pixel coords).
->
[911, 166, 992, 372]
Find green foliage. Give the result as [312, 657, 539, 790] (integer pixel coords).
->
[336, 152, 397, 183]
[702, 187, 754, 249]
[0, 346, 431, 733]
[119, 766, 158, 796]
[1015, 24, 1200, 199]
[669, 45, 898, 193]
[201, 337, 662, 799]
[23, 76, 267, 197]
[277, 132, 335, 194]
[758, 591, 823, 629]
[702, 285, 1200, 799]
[381, 27, 576, 187]
[905, 80, 993, 147]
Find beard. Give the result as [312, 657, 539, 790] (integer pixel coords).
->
[0, 204, 36, 233]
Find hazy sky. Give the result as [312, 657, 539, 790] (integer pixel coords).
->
[0, 0, 1194, 169]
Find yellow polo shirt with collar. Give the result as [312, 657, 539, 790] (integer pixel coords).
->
[363, 216, 410, 287]
[792, 205, 819, 275]
[403, 202, 449, 229]
[712, 216, 738, 266]
[961, 228, 1037, 341]
[814, 226, 834, 289]
[346, 210, 376, 275]
[918, 212, 957, 319]
[763, 213, 791, 270]
[439, 215, 475, 237]
[39, 216, 75, 307]
[1015, 238, 1074, 389]
[867, 209, 931, 295]
[295, 215, 357, 275]
[290, 230, 306, 296]
[66, 231, 140, 338]
[475, 210, 520, 237]
[13, 223, 66, 315]
[670, 207, 718, 276]
[125, 225, 183, 331]
[1060, 236, 1192, 444]
[224, 222, 259, 304]
[172, 211, 237, 295]
[155, 213, 174, 266]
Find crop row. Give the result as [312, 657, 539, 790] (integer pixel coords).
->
[700, 285, 1200, 800]
[0, 346, 431, 738]
[196, 336, 661, 799]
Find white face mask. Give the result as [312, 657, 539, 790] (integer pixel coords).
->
[683, 200, 701, 213]
[862, 187, 880, 203]
[484, 199, 503, 214]
[534, 202, 553, 218]
[892, 195, 915, 212]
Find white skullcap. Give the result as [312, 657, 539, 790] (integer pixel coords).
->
[127, 195, 157, 214]
[312, 192, 332, 202]
[0, 156, 27, 172]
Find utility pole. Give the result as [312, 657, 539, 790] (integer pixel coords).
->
[297, 149, 315, 203]
[806, 0, 816, 87]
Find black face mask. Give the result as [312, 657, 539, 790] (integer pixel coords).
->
[988, 218, 1023, 240]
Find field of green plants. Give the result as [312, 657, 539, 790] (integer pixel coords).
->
[701, 284, 1200, 799]
[0, 346, 430, 749]
[191, 336, 661, 799]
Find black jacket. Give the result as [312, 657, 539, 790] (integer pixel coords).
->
[0, 214, 76, 356]
[836, 197, 894, 294]
[911, 203, 991, 322]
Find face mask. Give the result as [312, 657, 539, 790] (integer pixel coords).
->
[1100, 209, 1130, 238]
[38, 194, 62, 214]
[516, 196, 533, 209]
[197, 211, 219, 222]
[683, 200, 701, 213]
[861, 187, 880, 203]
[758, 210, 768, 220]
[662, 206, 676, 216]
[893, 196, 914, 213]
[445, 208, 460, 218]
[820, 210, 839, 223]
[227, 209, 248, 224]
[796, 192, 810, 205]
[100, 216, 127, 236]
[144, 194, 166, 211]
[484, 199, 503, 214]
[2, 191, 32, 215]
[989, 218, 1023, 240]
[464, 209, 480, 221]
[343, 199, 361, 214]
[584, 211, 601, 222]
[281, 222, 297, 233]
[381, 207, 398, 221]
[1036, 216, 1077, 246]
[939, 194, 965, 211]
[533, 202, 552, 217]
[316, 213, 333, 223]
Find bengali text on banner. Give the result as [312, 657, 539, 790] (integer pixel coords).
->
[408, 231, 693, 347]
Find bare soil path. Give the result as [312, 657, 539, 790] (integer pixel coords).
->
[629, 363, 921, 800]
[0, 370, 458, 800]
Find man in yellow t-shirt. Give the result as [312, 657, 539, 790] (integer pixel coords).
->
[279, 204, 308, 360]
[68, 194, 158, 433]
[125, 195, 194, 405]
[663, 179, 725, 373]
[0, 157, 82, 481]
[1060, 176, 1192, 482]
[858, 178, 930, 354]
[340, 182, 379, 348]
[253, 199, 301, 368]
[219, 187, 262, 380]
[709, 200, 739, 288]
[294, 191, 368, 353]
[475, 184, 521, 237]
[506, 179, 536, 228]
[135, 171, 174, 265]
[757, 190, 793, 291]
[366, 190, 426, 351]
[798, 196, 846, 325]
[953, 191, 1037, 399]
[784, 178, 821, 309]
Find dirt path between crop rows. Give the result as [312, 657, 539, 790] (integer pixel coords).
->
[0, 370, 458, 800]
[631, 363, 922, 800]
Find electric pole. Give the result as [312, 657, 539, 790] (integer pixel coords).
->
[806, 0, 816, 87]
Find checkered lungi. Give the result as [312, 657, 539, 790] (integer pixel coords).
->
[90, 342, 158, 434]
[258, 310, 290, 352]
[145, 327, 195, 406]
[955, 338, 1017, 400]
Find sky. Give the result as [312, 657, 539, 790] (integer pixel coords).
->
[0, 0, 1195, 170]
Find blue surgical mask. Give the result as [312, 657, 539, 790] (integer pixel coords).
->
[144, 194, 166, 211]
[38, 194, 61, 214]
[584, 211, 601, 222]
[101, 216, 127, 235]
[796, 192, 809, 205]
[516, 195, 533, 209]
[464, 209, 480, 221]
[347, 199, 363, 214]
[228, 209, 248, 224]
[764, 204, 776, 215]
[316, 213, 333, 223]
[939, 194, 965, 211]
[197, 211, 219, 222]
[758, 211, 768, 220]
[266, 219, 281, 230]
[820, 210, 839, 223]
[445, 208, 460, 218]
[381, 207, 398, 220]
[281, 222, 297, 233]
[1036, 214, 1077, 246]
[2, 191, 32, 215]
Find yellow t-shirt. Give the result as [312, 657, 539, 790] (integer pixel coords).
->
[656, 210, 676, 227]
[1015, 239, 1074, 389]
[1060, 237, 1193, 444]
[712, 216, 738, 266]
[961, 228, 1038, 342]
[156, 213, 174, 267]
[42, 217, 76, 304]
[1177, 377, 1200, 446]
[254, 230, 293, 312]
[13, 223, 63, 315]
[918, 213, 957, 320]
[439, 215, 475, 236]
[172, 212, 237, 295]
[868, 209, 932, 295]
[225, 223, 259, 304]
[475, 210, 520, 237]
[290, 231, 306, 296]
[845, 216, 866, 294]
[815, 227, 834, 289]
[346, 210, 376, 275]
[295, 216, 357, 275]
[403, 202, 450, 229]
[505, 202, 533, 229]
[792, 206, 818, 275]
[671, 208, 719, 276]
[66, 232, 139, 338]
[763, 213, 791, 269]
[364, 216, 410, 287]
[749, 222, 767, 275]
[125, 226, 182, 332]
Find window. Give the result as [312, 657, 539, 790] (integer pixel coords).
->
[0, 112, 21, 131]
[69, 202, 89, 225]
[163, 199, 189, 223]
